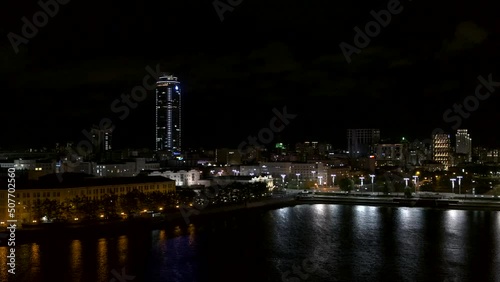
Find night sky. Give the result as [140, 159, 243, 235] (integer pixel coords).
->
[1, 0, 499, 150]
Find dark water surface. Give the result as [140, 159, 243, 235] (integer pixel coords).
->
[1, 204, 499, 282]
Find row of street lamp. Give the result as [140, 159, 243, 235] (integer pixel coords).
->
[280, 173, 467, 195]
[281, 173, 467, 195]
[281, 172, 373, 191]
[450, 175, 463, 194]
[280, 173, 424, 194]
[282, 172, 339, 186]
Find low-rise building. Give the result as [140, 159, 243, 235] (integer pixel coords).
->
[147, 169, 207, 187]
[0, 173, 175, 224]
[94, 158, 160, 177]
[211, 175, 274, 190]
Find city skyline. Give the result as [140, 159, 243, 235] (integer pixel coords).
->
[2, 1, 500, 281]
[0, 124, 493, 160]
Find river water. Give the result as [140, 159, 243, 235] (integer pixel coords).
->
[1, 204, 499, 282]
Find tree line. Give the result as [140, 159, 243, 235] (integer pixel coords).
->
[30, 182, 269, 222]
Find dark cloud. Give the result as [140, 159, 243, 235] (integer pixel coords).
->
[439, 21, 489, 55]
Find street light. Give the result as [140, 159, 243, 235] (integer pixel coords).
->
[359, 176, 364, 193]
[413, 175, 419, 194]
[450, 178, 456, 194]
[457, 176, 463, 195]
[318, 175, 323, 186]
[281, 174, 286, 189]
[403, 178, 409, 186]
[331, 174, 336, 187]
[369, 174, 375, 193]
[311, 171, 316, 190]
[403, 178, 410, 197]
[296, 173, 300, 189]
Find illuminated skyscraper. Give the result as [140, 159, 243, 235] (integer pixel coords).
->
[155, 74, 181, 155]
[433, 133, 451, 169]
[456, 129, 472, 162]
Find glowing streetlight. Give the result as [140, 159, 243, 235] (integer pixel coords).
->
[309, 170, 316, 192]
[369, 174, 375, 193]
[331, 174, 336, 187]
[457, 176, 463, 195]
[281, 174, 286, 188]
[359, 176, 365, 189]
[450, 178, 456, 194]
[318, 175, 323, 186]
[403, 177, 410, 187]
[413, 175, 419, 194]
[296, 173, 300, 189]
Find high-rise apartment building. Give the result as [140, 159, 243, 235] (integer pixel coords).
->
[347, 129, 380, 157]
[90, 125, 112, 161]
[155, 74, 181, 156]
[455, 129, 472, 162]
[433, 133, 451, 169]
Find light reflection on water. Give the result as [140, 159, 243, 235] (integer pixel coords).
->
[70, 240, 82, 282]
[96, 238, 109, 282]
[117, 235, 128, 266]
[0, 205, 498, 282]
